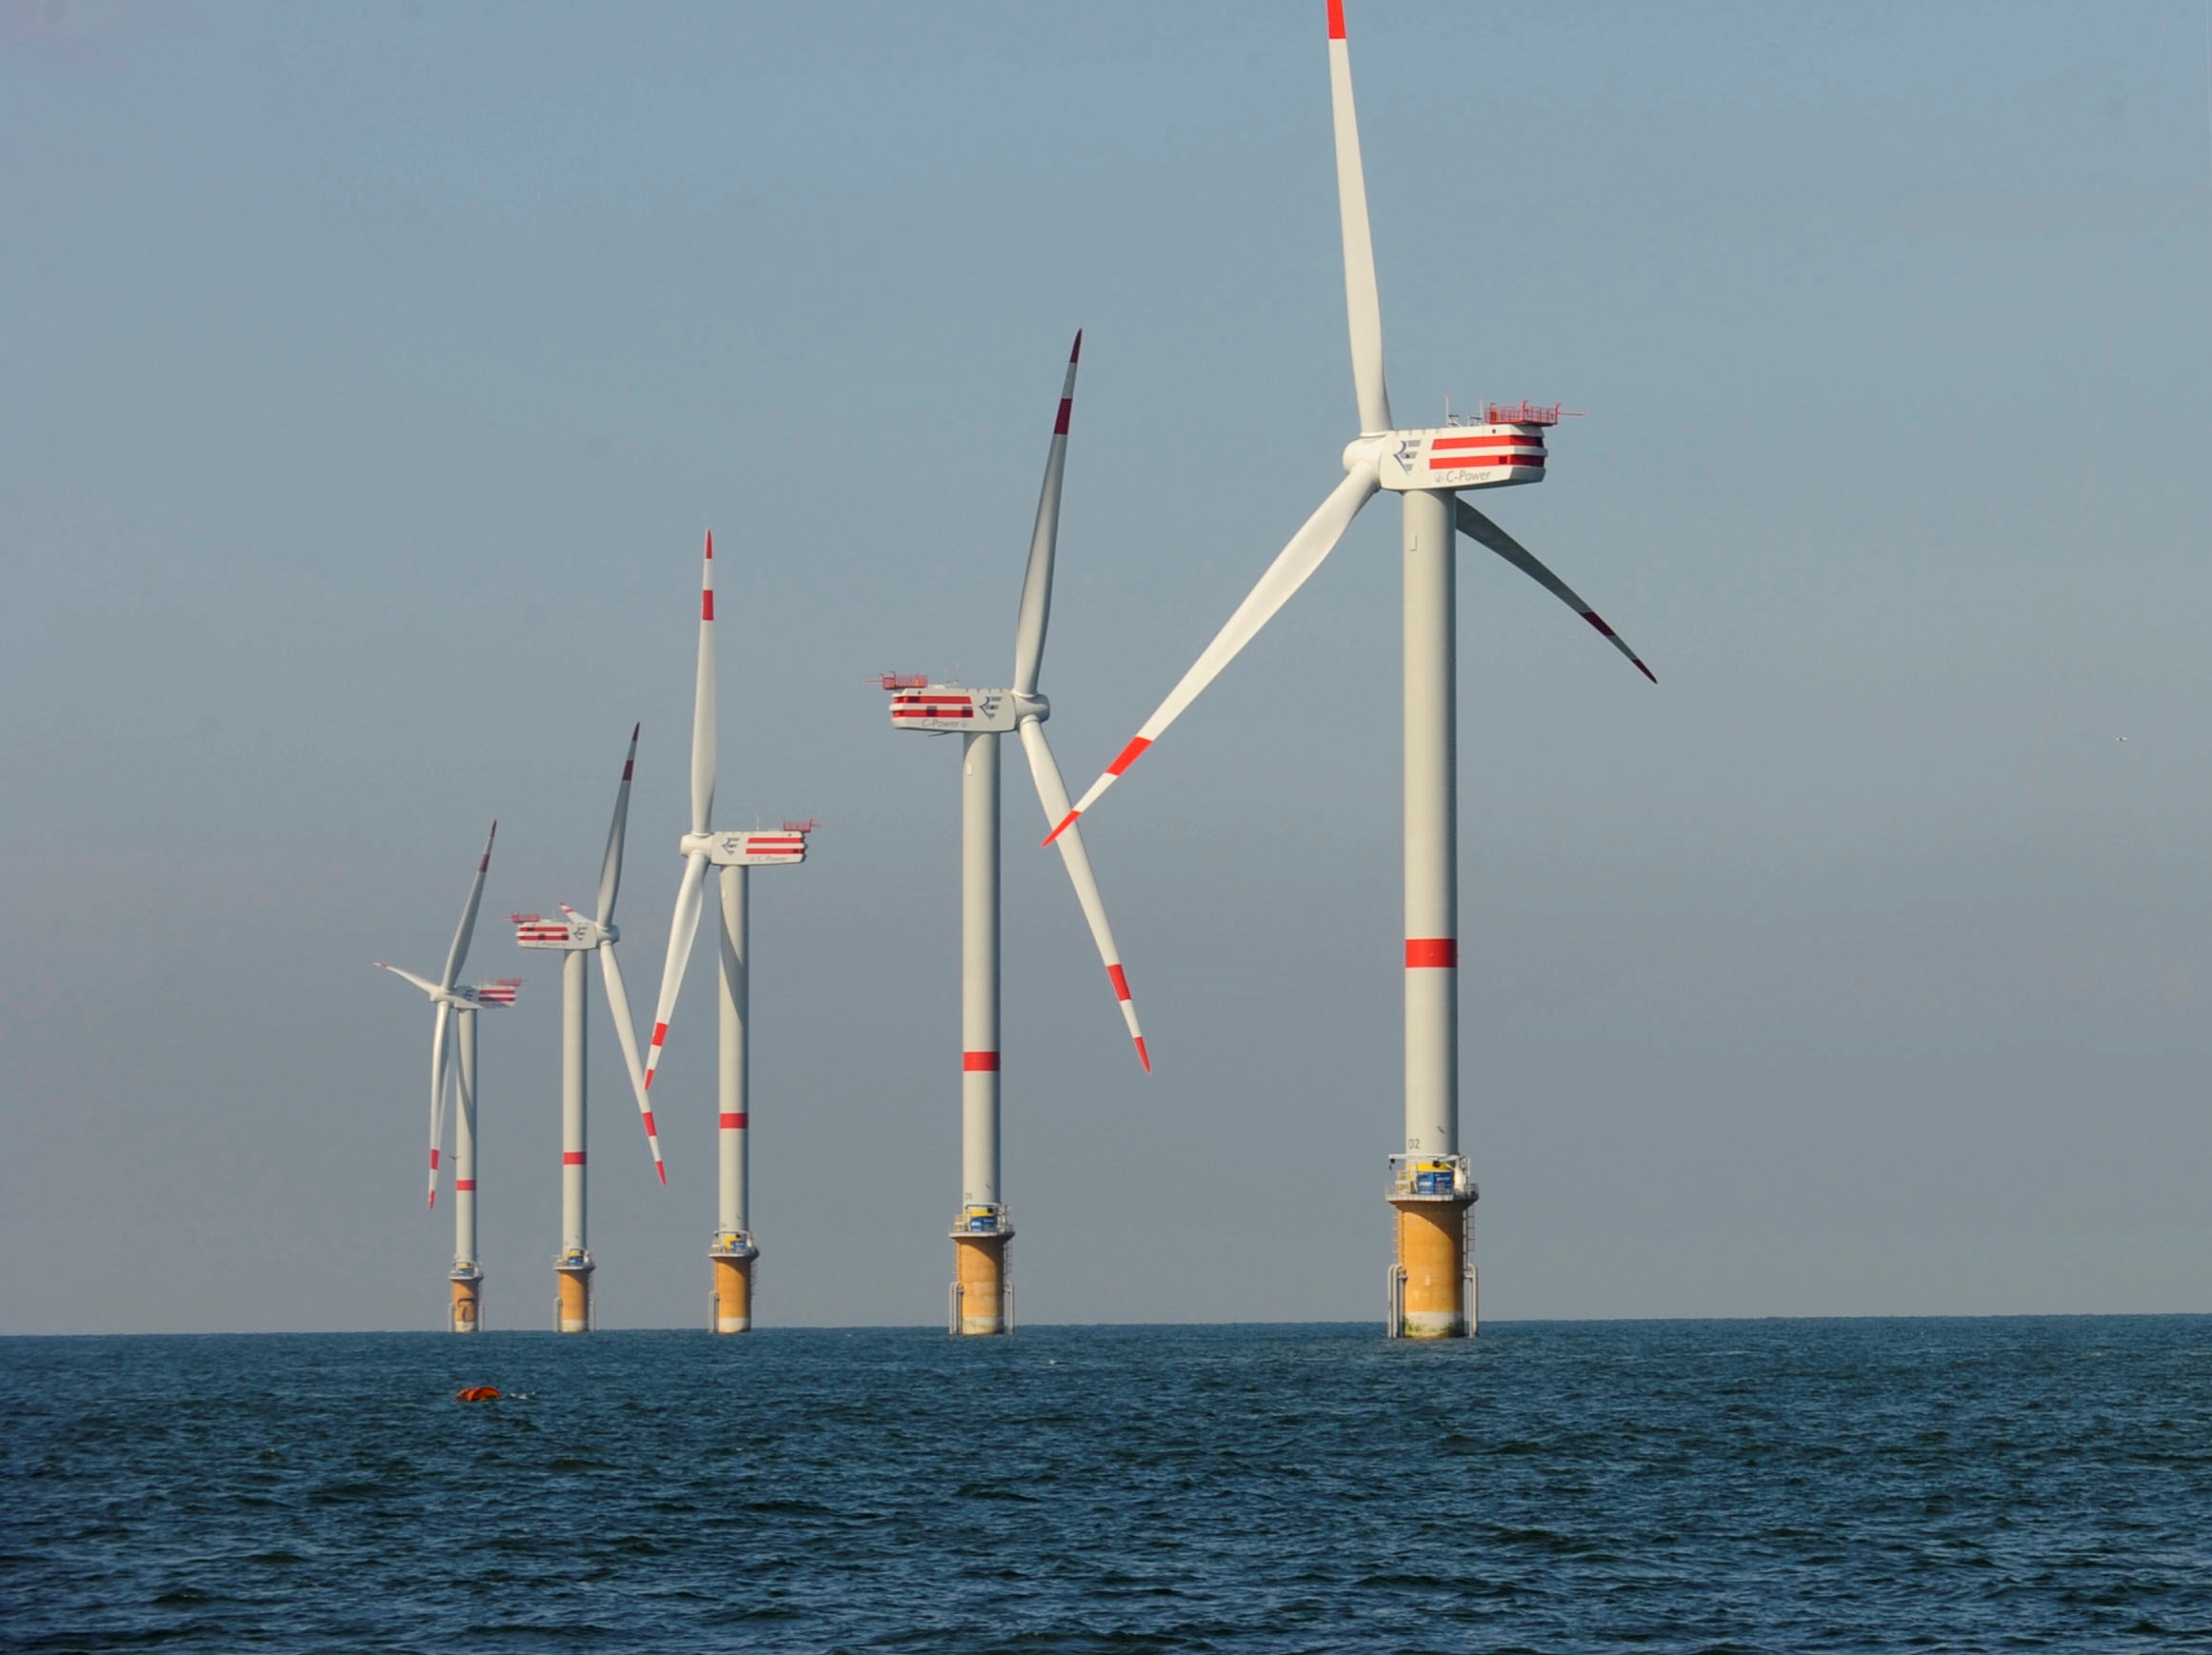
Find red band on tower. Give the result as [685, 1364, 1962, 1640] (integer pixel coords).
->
[719, 1112, 747, 1129]
[1405, 938, 1458, 968]
[963, 1051, 1000, 1072]
[562, 1152, 585, 1166]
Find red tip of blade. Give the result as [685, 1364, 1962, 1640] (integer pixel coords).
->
[656, 1163, 668, 1186]
[1134, 1035, 1151, 1073]
[428, 1191, 437, 1208]
[1042, 809, 1080, 847]
[1327, 0, 1345, 40]
[1635, 658, 1657, 684]
[630, 722, 641, 740]
[705, 529, 713, 560]
[1069, 329, 1083, 363]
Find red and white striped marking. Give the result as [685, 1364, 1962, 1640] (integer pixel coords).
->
[1043, 736, 1149, 846]
[1425, 431, 1544, 473]
[1054, 329, 1082, 434]
[892, 692, 976, 722]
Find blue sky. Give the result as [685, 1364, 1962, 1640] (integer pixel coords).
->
[5, 0, 2212, 1330]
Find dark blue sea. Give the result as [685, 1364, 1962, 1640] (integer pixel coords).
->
[5, 1319, 2211, 1652]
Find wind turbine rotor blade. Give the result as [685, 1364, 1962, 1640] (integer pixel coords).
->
[596, 723, 640, 925]
[374, 962, 439, 996]
[1045, 465, 1380, 844]
[427, 1001, 451, 1207]
[1011, 329, 1084, 698]
[439, 821, 497, 991]
[1453, 498, 1657, 684]
[1020, 717, 1150, 1071]
[691, 533, 717, 835]
[597, 940, 666, 1184]
[641, 851, 710, 1106]
[1327, 1, 1391, 435]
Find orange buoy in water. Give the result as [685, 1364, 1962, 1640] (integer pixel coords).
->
[455, 1386, 501, 1403]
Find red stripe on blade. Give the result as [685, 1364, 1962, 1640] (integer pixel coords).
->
[650, 1022, 668, 1047]
[1054, 396, 1072, 436]
[1327, 0, 1345, 39]
[1405, 938, 1458, 968]
[1107, 964, 1131, 1001]
[702, 590, 715, 621]
[429, 1149, 440, 1168]
[1106, 735, 1151, 776]
[963, 1051, 1000, 1071]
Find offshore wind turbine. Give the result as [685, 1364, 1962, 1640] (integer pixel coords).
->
[641, 533, 813, 1334]
[885, 330, 1147, 1336]
[1046, 2, 1655, 1338]
[375, 822, 523, 1332]
[512, 725, 661, 1333]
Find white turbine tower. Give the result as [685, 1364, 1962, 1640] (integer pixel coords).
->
[375, 821, 523, 1332]
[1046, 3, 1655, 1338]
[885, 331, 1148, 1337]
[641, 532, 813, 1334]
[512, 725, 663, 1333]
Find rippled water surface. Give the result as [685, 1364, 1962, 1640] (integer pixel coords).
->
[6, 1319, 2212, 1651]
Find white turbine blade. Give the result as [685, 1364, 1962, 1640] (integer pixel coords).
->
[374, 962, 439, 996]
[1020, 717, 1150, 1072]
[597, 940, 666, 1185]
[1011, 329, 1083, 698]
[1454, 498, 1657, 684]
[641, 851, 710, 1099]
[1328, 1, 1391, 435]
[690, 532, 717, 835]
[427, 1001, 451, 1208]
[1045, 465, 1379, 844]
[596, 723, 639, 925]
[439, 820, 497, 991]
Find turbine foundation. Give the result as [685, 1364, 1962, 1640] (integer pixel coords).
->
[555, 1251, 593, 1333]
[710, 1231, 758, 1333]
[1386, 1156, 1476, 1338]
[950, 1206, 1012, 1336]
[449, 1266, 484, 1334]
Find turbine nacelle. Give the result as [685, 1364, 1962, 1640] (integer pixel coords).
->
[512, 911, 607, 950]
[887, 683, 1046, 735]
[1375, 423, 1547, 492]
[681, 827, 811, 867]
[1344, 424, 1549, 492]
